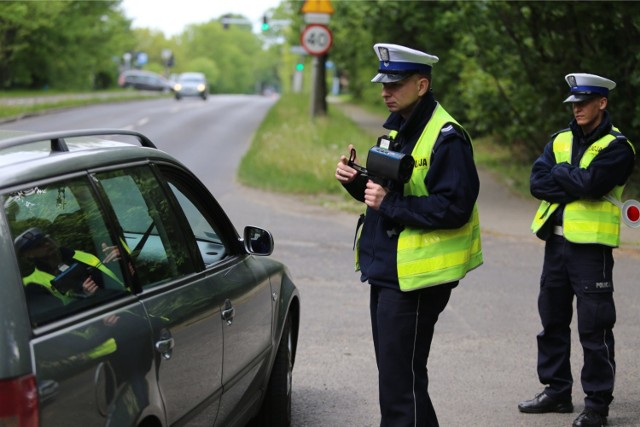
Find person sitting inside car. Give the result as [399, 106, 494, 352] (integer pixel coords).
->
[14, 227, 124, 306]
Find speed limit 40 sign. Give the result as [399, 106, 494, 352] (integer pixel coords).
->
[301, 24, 333, 56]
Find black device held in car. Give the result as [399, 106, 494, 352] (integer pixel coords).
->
[50, 263, 93, 295]
[348, 135, 415, 184]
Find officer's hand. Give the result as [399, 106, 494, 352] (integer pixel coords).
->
[336, 144, 358, 184]
[103, 314, 120, 327]
[101, 242, 121, 263]
[364, 180, 388, 210]
[82, 276, 99, 296]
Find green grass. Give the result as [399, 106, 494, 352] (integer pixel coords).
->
[237, 93, 375, 209]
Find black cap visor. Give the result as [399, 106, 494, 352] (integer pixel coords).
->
[564, 92, 603, 103]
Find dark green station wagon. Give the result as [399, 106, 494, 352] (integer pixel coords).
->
[0, 130, 300, 427]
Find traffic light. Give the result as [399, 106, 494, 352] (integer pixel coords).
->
[296, 62, 304, 71]
[261, 15, 270, 31]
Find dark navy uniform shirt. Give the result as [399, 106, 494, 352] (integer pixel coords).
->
[530, 111, 635, 240]
[344, 92, 480, 289]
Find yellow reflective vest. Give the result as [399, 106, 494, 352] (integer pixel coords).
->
[391, 104, 483, 291]
[531, 129, 635, 247]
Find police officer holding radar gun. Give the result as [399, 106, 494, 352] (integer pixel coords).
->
[335, 43, 482, 426]
[520, 74, 636, 427]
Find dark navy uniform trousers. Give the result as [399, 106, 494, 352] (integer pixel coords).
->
[370, 283, 454, 427]
[537, 234, 616, 416]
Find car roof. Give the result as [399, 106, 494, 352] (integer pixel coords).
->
[0, 129, 182, 190]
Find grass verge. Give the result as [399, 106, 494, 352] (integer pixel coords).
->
[237, 93, 376, 211]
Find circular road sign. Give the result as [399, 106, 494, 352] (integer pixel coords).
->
[301, 24, 333, 56]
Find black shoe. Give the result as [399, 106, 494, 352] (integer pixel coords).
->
[518, 391, 573, 413]
[572, 409, 607, 426]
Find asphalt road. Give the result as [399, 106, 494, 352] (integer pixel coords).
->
[1, 96, 639, 426]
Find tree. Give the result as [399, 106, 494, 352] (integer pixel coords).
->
[176, 19, 266, 94]
[0, 0, 130, 90]
[455, 1, 640, 158]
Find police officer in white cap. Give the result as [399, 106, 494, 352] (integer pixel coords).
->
[521, 73, 636, 427]
[336, 43, 482, 426]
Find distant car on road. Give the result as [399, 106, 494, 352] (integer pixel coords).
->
[173, 72, 209, 100]
[118, 69, 171, 92]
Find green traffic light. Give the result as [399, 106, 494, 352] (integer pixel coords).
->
[261, 23, 270, 31]
[296, 63, 304, 71]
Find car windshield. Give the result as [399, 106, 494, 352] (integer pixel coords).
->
[179, 75, 203, 83]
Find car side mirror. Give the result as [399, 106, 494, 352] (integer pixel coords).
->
[243, 226, 274, 256]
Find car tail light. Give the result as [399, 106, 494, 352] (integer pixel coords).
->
[0, 374, 39, 427]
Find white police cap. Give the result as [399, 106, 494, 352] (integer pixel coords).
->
[563, 73, 616, 103]
[371, 43, 439, 83]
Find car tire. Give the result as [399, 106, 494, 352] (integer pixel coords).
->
[255, 315, 292, 427]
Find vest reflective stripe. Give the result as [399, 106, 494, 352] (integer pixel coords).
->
[86, 338, 117, 359]
[70, 329, 118, 360]
[397, 216, 482, 280]
[531, 130, 634, 247]
[395, 104, 482, 291]
[73, 251, 123, 286]
[119, 237, 132, 255]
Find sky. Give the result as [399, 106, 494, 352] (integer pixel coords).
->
[120, 0, 284, 36]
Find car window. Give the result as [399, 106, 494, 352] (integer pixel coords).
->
[95, 166, 197, 289]
[166, 179, 227, 266]
[179, 76, 203, 83]
[5, 178, 130, 326]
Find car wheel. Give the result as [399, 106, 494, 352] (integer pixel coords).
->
[256, 316, 292, 427]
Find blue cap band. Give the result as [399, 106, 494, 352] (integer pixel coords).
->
[378, 61, 432, 74]
[571, 85, 609, 96]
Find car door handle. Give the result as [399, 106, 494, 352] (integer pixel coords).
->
[221, 299, 235, 325]
[155, 337, 175, 360]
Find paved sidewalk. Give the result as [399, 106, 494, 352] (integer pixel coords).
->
[332, 101, 640, 251]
